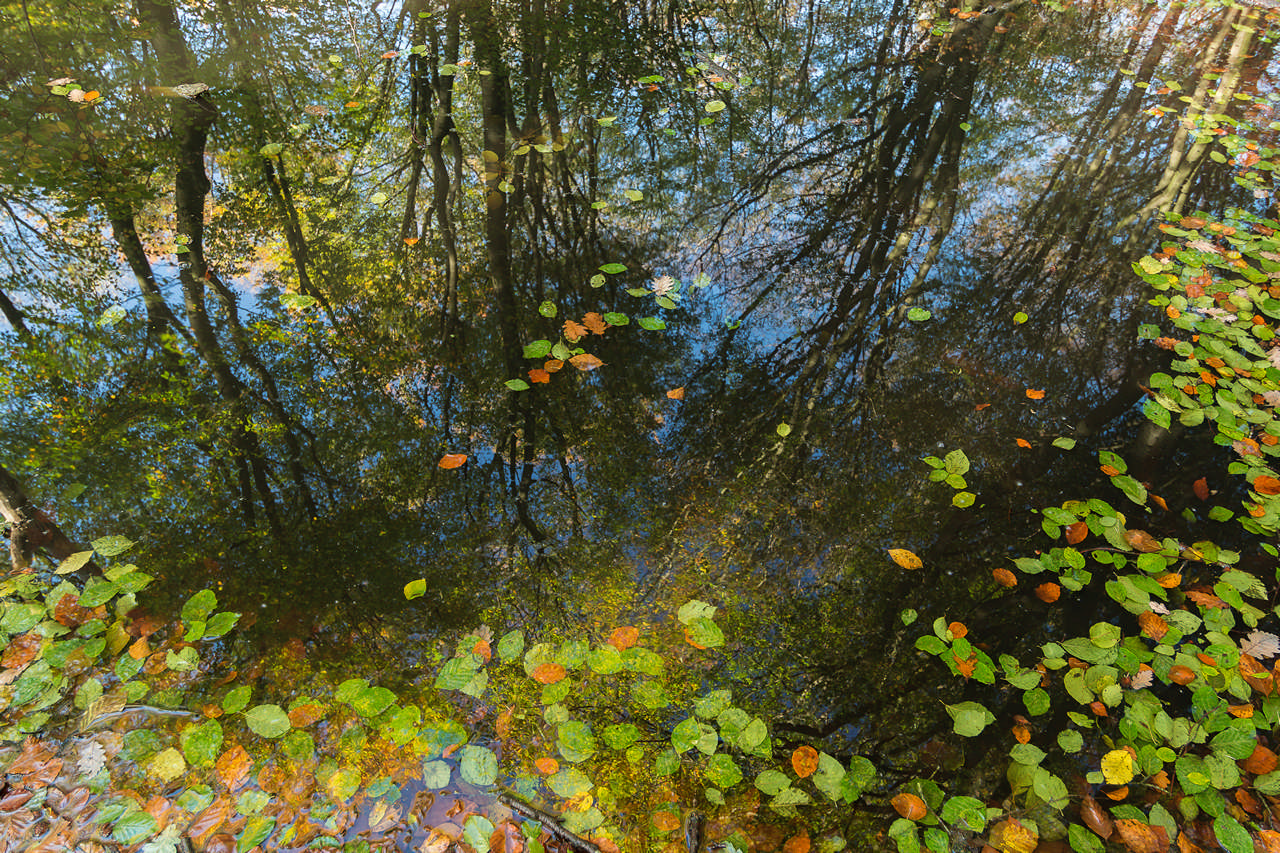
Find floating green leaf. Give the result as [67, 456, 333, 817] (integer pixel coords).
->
[705, 99, 726, 112]
[244, 704, 291, 738]
[460, 744, 498, 785]
[180, 720, 222, 767]
[548, 767, 592, 797]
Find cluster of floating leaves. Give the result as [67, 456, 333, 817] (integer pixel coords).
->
[0, 538, 876, 853]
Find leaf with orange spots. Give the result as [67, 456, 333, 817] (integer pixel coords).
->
[992, 568, 1017, 587]
[438, 453, 468, 469]
[581, 312, 609, 335]
[1065, 521, 1088, 544]
[531, 663, 566, 684]
[1016, 438, 1031, 448]
[563, 320, 588, 342]
[528, 368, 551, 384]
[534, 757, 559, 775]
[791, 745, 819, 778]
[666, 387, 685, 400]
[1025, 389, 1045, 400]
[607, 626, 639, 651]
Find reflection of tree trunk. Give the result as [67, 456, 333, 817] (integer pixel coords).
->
[0, 286, 30, 338]
[467, 0, 544, 542]
[0, 463, 99, 575]
[105, 207, 190, 343]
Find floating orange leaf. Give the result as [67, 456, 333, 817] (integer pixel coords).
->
[954, 653, 977, 679]
[1137, 612, 1168, 641]
[666, 387, 685, 400]
[651, 811, 681, 832]
[1100, 464, 1121, 477]
[534, 757, 559, 775]
[1155, 572, 1181, 588]
[128, 636, 150, 660]
[1123, 529, 1162, 553]
[1065, 521, 1088, 544]
[187, 799, 233, 850]
[438, 453, 468, 469]
[528, 368, 550, 384]
[1228, 704, 1254, 719]
[544, 359, 564, 373]
[1114, 819, 1165, 853]
[381, 50, 399, 58]
[1168, 665, 1196, 685]
[288, 703, 325, 728]
[1186, 590, 1226, 608]
[1258, 830, 1280, 853]
[403, 237, 419, 245]
[215, 745, 252, 791]
[988, 818, 1038, 853]
[791, 745, 819, 778]
[1187, 473, 1208, 502]
[1242, 744, 1278, 775]
[473, 638, 492, 662]
[1025, 388, 1045, 400]
[975, 402, 992, 411]
[888, 548, 923, 570]
[607, 626, 639, 651]
[992, 568, 1017, 587]
[947, 621, 968, 638]
[1255, 475, 1280, 495]
[563, 319, 588, 342]
[531, 663, 566, 684]
[1016, 438, 1031, 448]
[568, 353, 604, 371]
[1103, 786, 1129, 801]
[891, 793, 927, 820]
[582, 312, 609, 335]
[1149, 494, 1168, 511]
[783, 834, 811, 853]
[1034, 583, 1060, 603]
[1012, 724, 1031, 744]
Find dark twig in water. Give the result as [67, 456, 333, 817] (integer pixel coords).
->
[496, 788, 601, 853]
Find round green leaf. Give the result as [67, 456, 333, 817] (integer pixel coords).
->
[706, 753, 742, 788]
[459, 744, 498, 785]
[548, 767, 592, 797]
[244, 704, 291, 738]
[422, 759, 451, 789]
[180, 720, 223, 768]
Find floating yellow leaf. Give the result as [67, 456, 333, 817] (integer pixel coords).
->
[1100, 748, 1135, 785]
[887, 549, 922, 570]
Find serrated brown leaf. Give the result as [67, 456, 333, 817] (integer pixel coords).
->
[666, 387, 684, 400]
[1079, 796, 1113, 839]
[581, 312, 609, 335]
[8, 738, 56, 775]
[563, 320, 588, 342]
[52, 594, 95, 627]
[1114, 819, 1165, 853]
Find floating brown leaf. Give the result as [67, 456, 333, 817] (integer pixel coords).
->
[1, 633, 42, 670]
[1065, 521, 1089, 544]
[563, 319, 588, 342]
[1137, 612, 1168, 641]
[534, 757, 558, 775]
[782, 833, 811, 853]
[607, 626, 639, 651]
[528, 368, 550, 384]
[568, 353, 604, 371]
[531, 663, 566, 684]
[581, 312, 609, 335]
[288, 703, 325, 728]
[992, 568, 1017, 587]
[1025, 389, 1045, 400]
[543, 359, 564, 373]
[188, 799, 234, 849]
[1168, 665, 1196, 685]
[1241, 743, 1277, 775]
[891, 793, 927, 820]
[1186, 589, 1227, 609]
[1012, 724, 1030, 744]
[1079, 795, 1113, 840]
[216, 745, 252, 791]
[1257, 829, 1280, 853]
[1035, 583, 1060, 603]
[1255, 475, 1280, 495]
[791, 745, 819, 778]
[666, 387, 685, 400]
[988, 818, 1037, 853]
[1123, 529, 1162, 552]
[1113, 819, 1165, 853]
[651, 810, 681, 832]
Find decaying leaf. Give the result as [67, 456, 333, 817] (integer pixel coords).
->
[1079, 795, 1113, 840]
[563, 319, 588, 341]
[1122, 529, 1162, 552]
[1242, 631, 1280, 659]
[1113, 819, 1166, 853]
[1065, 521, 1088, 544]
[581, 312, 609, 335]
[1193, 477, 1210, 500]
[568, 353, 604, 371]
[531, 663, 566, 684]
[988, 818, 1037, 853]
[666, 387, 685, 400]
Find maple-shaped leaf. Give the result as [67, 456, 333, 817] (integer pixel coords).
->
[563, 319, 588, 342]
[1243, 630, 1280, 659]
[1130, 669, 1153, 689]
[581, 312, 609, 335]
[78, 740, 107, 777]
[568, 353, 603, 371]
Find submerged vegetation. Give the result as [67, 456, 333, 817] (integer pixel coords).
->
[3, 0, 1280, 851]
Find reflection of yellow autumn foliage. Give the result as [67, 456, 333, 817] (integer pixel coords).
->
[1100, 749, 1135, 785]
